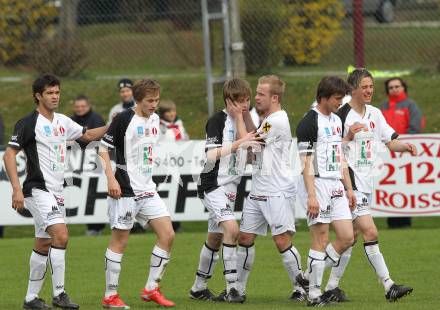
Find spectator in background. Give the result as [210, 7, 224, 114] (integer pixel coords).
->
[158, 100, 189, 142]
[0, 113, 4, 238]
[108, 78, 135, 124]
[380, 77, 425, 229]
[157, 100, 188, 233]
[70, 95, 106, 236]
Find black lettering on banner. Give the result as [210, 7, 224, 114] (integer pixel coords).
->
[235, 176, 252, 212]
[153, 175, 171, 198]
[85, 177, 107, 215]
[175, 175, 198, 213]
[63, 177, 80, 217]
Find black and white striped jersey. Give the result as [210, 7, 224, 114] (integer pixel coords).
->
[337, 103, 398, 193]
[197, 110, 241, 198]
[8, 110, 85, 196]
[296, 108, 343, 179]
[101, 109, 160, 197]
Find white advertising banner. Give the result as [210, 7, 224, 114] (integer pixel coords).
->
[0, 134, 439, 225]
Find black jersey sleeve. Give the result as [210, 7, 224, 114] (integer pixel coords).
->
[8, 111, 37, 150]
[296, 110, 318, 155]
[101, 109, 134, 149]
[205, 112, 226, 149]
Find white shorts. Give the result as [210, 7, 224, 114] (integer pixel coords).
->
[239, 193, 296, 236]
[107, 192, 170, 230]
[202, 185, 237, 234]
[25, 188, 65, 238]
[352, 191, 372, 220]
[297, 178, 351, 227]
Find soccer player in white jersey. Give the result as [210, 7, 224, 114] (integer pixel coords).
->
[296, 76, 361, 307]
[3, 74, 108, 310]
[235, 75, 307, 302]
[322, 68, 416, 303]
[189, 79, 260, 303]
[99, 79, 176, 308]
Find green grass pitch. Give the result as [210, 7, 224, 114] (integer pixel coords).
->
[1, 224, 439, 309]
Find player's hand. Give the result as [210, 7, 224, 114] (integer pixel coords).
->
[307, 196, 320, 219]
[237, 131, 265, 149]
[108, 178, 122, 199]
[226, 98, 243, 119]
[345, 122, 367, 141]
[12, 189, 24, 211]
[346, 189, 356, 211]
[405, 143, 417, 156]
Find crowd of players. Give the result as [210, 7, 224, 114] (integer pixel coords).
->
[3, 69, 416, 309]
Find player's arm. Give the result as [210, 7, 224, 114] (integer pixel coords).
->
[386, 139, 417, 155]
[80, 125, 109, 143]
[98, 145, 121, 199]
[340, 153, 356, 211]
[242, 105, 257, 133]
[301, 153, 320, 219]
[3, 147, 24, 210]
[206, 132, 260, 162]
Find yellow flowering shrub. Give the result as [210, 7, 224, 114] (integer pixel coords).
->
[280, 0, 345, 65]
[0, 0, 57, 64]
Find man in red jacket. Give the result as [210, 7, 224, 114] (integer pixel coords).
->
[380, 77, 425, 228]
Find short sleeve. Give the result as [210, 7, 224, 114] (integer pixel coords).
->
[64, 116, 85, 141]
[205, 116, 223, 149]
[296, 111, 318, 155]
[8, 119, 28, 150]
[377, 111, 397, 143]
[101, 115, 120, 149]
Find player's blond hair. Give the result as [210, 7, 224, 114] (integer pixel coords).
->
[258, 75, 285, 102]
[132, 78, 160, 102]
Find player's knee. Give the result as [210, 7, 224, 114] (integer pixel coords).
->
[363, 227, 378, 242]
[238, 233, 254, 247]
[52, 231, 68, 248]
[273, 234, 291, 251]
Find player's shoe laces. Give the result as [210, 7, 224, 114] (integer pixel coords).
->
[213, 289, 246, 303]
[289, 290, 307, 302]
[52, 292, 79, 309]
[23, 297, 52, 309]
[296, 273, 310, 294]
[141, 287, 175, 307]
[322, 287, 349, 302]
[385, 284, 413, 302]
[189, 288, 215, 301]
[307, 295, 331, 307]
[101, 294, 130, 309]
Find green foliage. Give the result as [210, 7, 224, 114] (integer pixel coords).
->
[240, 0, 285, 74]
[280, 0, 345, 65]
[0, 0, 58, 64]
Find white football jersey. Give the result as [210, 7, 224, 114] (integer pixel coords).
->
[101, 109, 160, 196]
[251, 110, 297, 196]
[9, 111, 84, 196]
[296, 108, 343, 179]
[337, 104, 397, 193]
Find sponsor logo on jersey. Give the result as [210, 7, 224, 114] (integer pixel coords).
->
[262, 122, 272, 134]
[325, 127, 331, 136]
[47, 205, 62, 219]
[206, 136, 218, 145]
[370, 121, 375, 129]
[137, 126, 144, 137]
[44, 125, 52, 136]
[103, 134, 114, 143]
[59, 125, 65, 136]
[151, 127, 158, 136]
[220, 204, 233, 216]
[118, 211, 133, 224]
[227, 129, 234, 141]
[330, 189, 344, 199]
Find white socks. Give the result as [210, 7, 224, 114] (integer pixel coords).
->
[236, 243, 255, 295]
[192, 243, 219, 292]
[105, 248, 123, 298]
[324, 243, 341, 269]
[326, 246, 352, 291]
[25, 250, 48, 302]
[308, 249, 326, 299]
[49, 247, 66, 297]
[280, 245, 302, 288]
[222, 243, 238, 292]
[364, 241, 394, 291]
[145, 245, 170, 291]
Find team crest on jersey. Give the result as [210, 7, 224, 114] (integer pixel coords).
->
[137, 126, 144, 137]
[369, 121, 375, 129]
[324, 127, 331, 136]
[262, 122, 272, 133]
[228, 129, 235, 140]
[152, 127, 158, 136]
[332, 126, 341, 135]
[43, 125, 52, 136]
[59, 125, 65, 135]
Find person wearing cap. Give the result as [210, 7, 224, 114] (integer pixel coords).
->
[107, 78, 136, 124]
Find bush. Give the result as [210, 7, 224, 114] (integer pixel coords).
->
[0, 0, 58, 65]
[240, 0, 285, 74]
[280, 0, 345, 65]
[28, 37, 88, 77]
